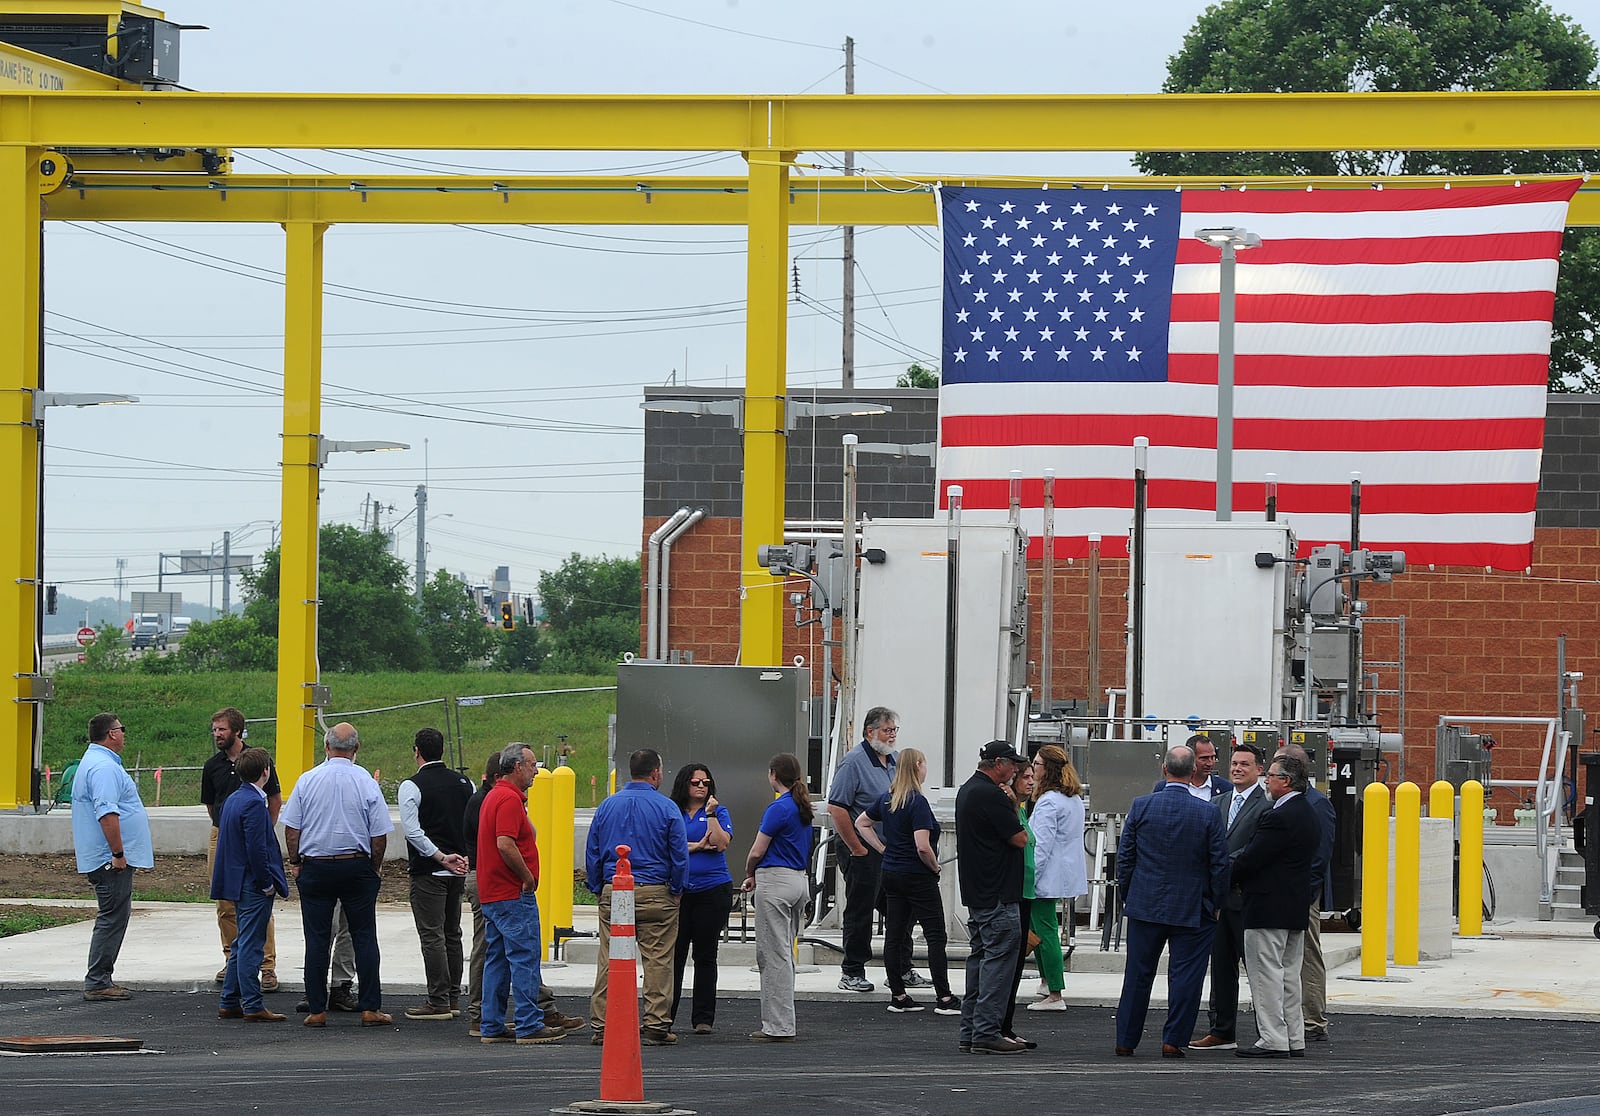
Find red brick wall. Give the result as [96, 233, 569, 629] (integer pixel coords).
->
[644, 519, 1594, 794]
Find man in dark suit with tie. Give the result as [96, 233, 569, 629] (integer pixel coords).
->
[1231, 752, 1319, 1058]
[211, 747, 290, 1023]
[1114, 743, 1230, 1058]
[1277, 742, 1337, 1042]
[1190, 742, 1269, 1050]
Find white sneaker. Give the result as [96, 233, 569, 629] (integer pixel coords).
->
[1026, 997, 1066, 1012]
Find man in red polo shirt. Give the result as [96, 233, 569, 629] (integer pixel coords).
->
[475, 742, 564, 1045]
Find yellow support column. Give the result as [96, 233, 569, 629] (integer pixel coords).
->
[548, 763, 576, 949]
[1459, 780, 1485, 936]
[1394, 781, 1421, 966]
[0, 147, 41, 811]
[273, 221, 328, 796]
[1361, 782, 1391, 977]
[529, 766, 555, 958]
[739, 149, 792, 666]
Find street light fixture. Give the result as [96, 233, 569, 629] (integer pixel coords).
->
[28, 390, 138, 810]
[317, 437, 409, 466]
[1193, 226, 1261, 522]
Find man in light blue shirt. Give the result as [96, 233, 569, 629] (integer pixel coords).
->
[71, 712, 153, 1001]
[585, 748, 686, 1046]
[283, 722, 394, 1028]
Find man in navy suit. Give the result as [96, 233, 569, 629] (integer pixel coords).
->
[1231, 752, 1320, 1058]
[1114, 744, 1230, 1058]
[1151, 734, 1231, 800]
[1190, 742, 1269, 1050]
[211, 747, 289, 1022]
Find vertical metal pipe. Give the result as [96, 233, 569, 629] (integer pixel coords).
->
[945, 485, 963, 781]
[1041, 469, 1056, 716]
[1348, 474, 1362, 724]
[222, 530, 232, 614]
[1130, 438, 1148, 733]
[1087, 532, 1101, 735]
[839, 436, 859, 746]
[414, 484, 427, 603]
[1216, 243, 1236, 522]
[1264, 471, 1278, 523]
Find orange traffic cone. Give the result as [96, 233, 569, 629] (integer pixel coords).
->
[598, 843, 644, 1103]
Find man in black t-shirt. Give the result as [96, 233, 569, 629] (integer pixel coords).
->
[201, 707, 283, 992]
[954, 740, 1028, 1055]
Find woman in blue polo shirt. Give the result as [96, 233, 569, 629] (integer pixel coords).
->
[668, 763, 733, 1035]
[741, 752, 814, 1043]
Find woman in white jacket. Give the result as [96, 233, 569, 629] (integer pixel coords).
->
[1026, 744, 1087, 1011]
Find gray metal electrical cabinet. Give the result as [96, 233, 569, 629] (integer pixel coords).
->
[616, 661, 811, 881]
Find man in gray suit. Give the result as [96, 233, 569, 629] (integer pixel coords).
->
[1189, 742, 1268, 1051]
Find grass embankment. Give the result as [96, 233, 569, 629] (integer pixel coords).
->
[0, 905, 93, 937]
[42, 670, 618, 805]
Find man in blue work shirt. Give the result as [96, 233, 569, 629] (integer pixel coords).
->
[72, 712, 154, 1001]
[586, 748, 687, 1046]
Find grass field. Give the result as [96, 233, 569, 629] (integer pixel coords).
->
[42, 670, 618, 805]
[0, 905, 93, 937]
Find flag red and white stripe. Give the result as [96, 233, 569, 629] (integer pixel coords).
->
[937, 180, 1581, 569]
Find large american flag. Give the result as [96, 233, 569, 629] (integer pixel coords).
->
[937, 180, 1581, 570]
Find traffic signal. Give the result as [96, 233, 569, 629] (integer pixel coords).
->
[45, 585, 57, 615]
[500, 601, 514, 631]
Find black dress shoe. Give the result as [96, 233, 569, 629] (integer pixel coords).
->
[1290, 1049, 1306, 1058]
[1161, 1044, 1185, 1058]
[1235, 1046, 1291, 1059]
[1003, 1033, 1038, 1050]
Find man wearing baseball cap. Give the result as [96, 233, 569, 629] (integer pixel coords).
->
[954, 740, 1029, 1054]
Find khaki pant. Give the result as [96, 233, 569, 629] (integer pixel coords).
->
[209, 825, 277, 974]
[1302, 904, 1328, 1035]
[591, 883, 679, 1033]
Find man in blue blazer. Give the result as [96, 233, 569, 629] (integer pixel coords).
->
[1114, 743, 1230, 1058]
[211, 747, 289, 1022]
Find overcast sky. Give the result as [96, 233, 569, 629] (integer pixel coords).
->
[37, 0, 1600, 611]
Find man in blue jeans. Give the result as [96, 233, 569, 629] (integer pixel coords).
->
[477, 742, 565, 1045]
[72, 712, 153, 1001]
[953, 740, 1029, 1055]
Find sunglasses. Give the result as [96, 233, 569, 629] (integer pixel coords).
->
[688, 778, 710, 786]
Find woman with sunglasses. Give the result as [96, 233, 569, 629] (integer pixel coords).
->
[668, 763, 733, 1035]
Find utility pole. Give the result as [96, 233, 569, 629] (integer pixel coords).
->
[841, 35, 856, 389]
[221, 530, 232, 615]
[414, 483, 428, 601]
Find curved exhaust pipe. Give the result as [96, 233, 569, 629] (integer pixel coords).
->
[646, 507, 693, 660]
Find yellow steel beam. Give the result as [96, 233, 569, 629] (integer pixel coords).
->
[740, 150, 791, 665]
[273, 219, 325, 797]
[0, 145, 40, 810]
[3, 90, 1600, 152]
[0, 39, 132, 91]
[42, 172, 1600, 226]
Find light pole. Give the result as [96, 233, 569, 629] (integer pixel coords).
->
[1193, 226, 1261, 521]
[30, 391, 137, 810]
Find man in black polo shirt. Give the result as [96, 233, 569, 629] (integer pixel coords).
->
[201, 707, 282, 993]
[398, 727, 474, 1020]
[955, 739, 1029, 1055]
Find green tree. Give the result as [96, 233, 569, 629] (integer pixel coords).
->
[1136, 0, 1600, 388]
[897, 362, 941, 388]
[243, 523, 425, 672]
[173, 615, 278, 672]
[537, 552, 642, 674]
[492, 622, 548, 672]
[418, 570, 495, 671]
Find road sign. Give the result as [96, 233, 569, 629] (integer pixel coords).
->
[75, 627, 96, 647]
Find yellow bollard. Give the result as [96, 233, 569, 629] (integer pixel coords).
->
[1394, 782, 1421, 966]
[529, 766, 555, 957]
[1429, 780, 1455, 822]
[1459, 780, 1485, 936]
[548, 763, 576, 947]
[1361, 782, 1391, 977]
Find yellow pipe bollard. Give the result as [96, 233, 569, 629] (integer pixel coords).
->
[1459, 780, 1485, 936]
[1429, 780, 1455, 822]
[548, 763, 576, 948]
[1393, 782, 1421, 966]
[529, 766, 556, 957]
[1361, 782, 1391, 977]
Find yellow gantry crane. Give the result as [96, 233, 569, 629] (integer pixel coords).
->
[1, 0, 1598, 806]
